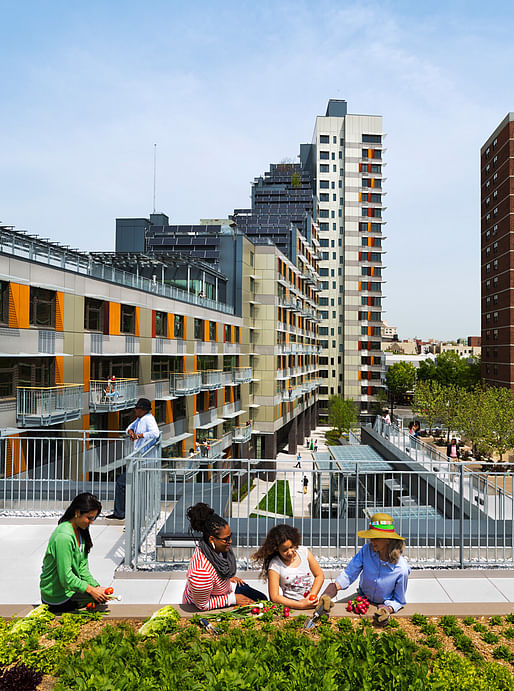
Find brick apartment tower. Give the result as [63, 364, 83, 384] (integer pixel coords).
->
[480, 114, 514, 389]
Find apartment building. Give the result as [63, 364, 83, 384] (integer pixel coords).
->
[0, 225, 254, 463]
[301, 99, 385, 421]
[114, 214, 320, 456]
[480, 114, 514, 389]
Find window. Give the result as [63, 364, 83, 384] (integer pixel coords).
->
[154, 400, 166, 424]
[320, 223, 329, 231]
[370, 165, 381, 173]
[155, 311, 167, 337]
[319, 180, 329, 189]
[363, 134, 382, 143]
[151, 357, 169, 380]
[209, 321, 216, 341]
[120, 304, 135, 334]
[319, 193, 329, 201]
[30, 288, 56, 328]
[234, 326, 240, 343]
[224, 324, 232, 342]
[319, 151, 329, 160]
[319, 135, 329, 143]
[84, 298, 104, 332]
[319, 209, 329, 218]
[194, 318, 204, 340]
[0, 281, 8, 324]
[319, 164, 329, 172]
[174, 314, 184, 339]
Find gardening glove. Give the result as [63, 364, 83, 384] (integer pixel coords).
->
[373, 606, 391, 627]
[320, 595, 334, 613]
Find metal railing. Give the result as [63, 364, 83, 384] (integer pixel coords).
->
[0, 430, 156, 513]
[232, 423, 252, 443]
[170, 372, 202, 396]
[17, 385, 83, 427]
[200, 370, 223, 390]
[89, 379, 138, 412]
[124, 458, 514, 569]
[233, 367, 252, 383]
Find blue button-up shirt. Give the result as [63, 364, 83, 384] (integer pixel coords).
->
[335, 543, 410, 612]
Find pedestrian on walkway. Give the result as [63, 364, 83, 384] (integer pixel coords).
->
[306, 439, 310, 449]
[295, 453, 301, 469]
[303, 476, 309, 494]
[106, 398, 159, 520]
[310, 440, 314, 451]
[314, 440, 318, 452]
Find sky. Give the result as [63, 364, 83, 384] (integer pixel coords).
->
[1, 0, 514, 340]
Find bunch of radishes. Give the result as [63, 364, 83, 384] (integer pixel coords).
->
[346, 595, 369, 615]
[250, 602, 290, 618]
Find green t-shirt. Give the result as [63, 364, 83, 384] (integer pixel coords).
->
[40, 521, 99, 604]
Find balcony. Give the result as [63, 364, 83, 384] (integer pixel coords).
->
[196, 438, 224, 459]
[170, 372, 202, 396]
[17, 385, 83, 427]
[201, 370, 223, 391]
[222, 371, 234, 386]
[221, 430, 233, 449]
[89, 379, 138, 412]
[233, 367, 252, 384]
[232, 423, 252, 443]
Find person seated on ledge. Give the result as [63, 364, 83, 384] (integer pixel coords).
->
[321, 512, 410, 626]
[40, 493, 110, 614]
[183, 502, 266, 610]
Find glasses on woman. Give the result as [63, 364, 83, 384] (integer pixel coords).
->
[215, 533, 233, 544]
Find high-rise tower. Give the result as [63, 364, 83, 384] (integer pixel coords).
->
[480, 114, 514, 389]
[301, 100, 385, 420]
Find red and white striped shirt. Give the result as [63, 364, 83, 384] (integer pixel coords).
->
[182, 546, 236, 610]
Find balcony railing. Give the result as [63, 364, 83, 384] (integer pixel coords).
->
[232, 423, 252, 443]
[201, 370, 223, 390]
[196, 438, 224, 459]
[233, 367, 252, 383]
[89, 379, 138, 412]
[17, 385, 83, 427]
[170, 372, 202, 396]
[221, 430, 233, 448]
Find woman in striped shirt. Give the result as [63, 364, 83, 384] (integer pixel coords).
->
[182, 502, 266, 610]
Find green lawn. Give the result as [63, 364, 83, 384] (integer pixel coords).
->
[257, 479, 293, 516]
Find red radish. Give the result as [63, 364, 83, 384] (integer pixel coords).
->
[251, 607, 260, 614]
[356, 596, 363, 602]
[284, 611, 290, 618]
[346, 603, 352, 612]
[284, 607, 289, 613]
[271, 605, 276, 609]
[263, 607, 268, 612]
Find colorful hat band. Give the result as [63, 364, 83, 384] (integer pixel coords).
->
[369, 521, 395, 532]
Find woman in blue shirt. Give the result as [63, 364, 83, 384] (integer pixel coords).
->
[323, 513, 410, 625]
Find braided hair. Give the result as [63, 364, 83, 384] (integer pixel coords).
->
[186, 502, 228, 542]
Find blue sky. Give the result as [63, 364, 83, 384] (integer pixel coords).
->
[2, 0, 514, 339]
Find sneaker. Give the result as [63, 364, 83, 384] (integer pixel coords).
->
[105, 514, 124, 520]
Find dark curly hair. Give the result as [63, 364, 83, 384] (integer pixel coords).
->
[186, 502, 228, 542]
[252, 524, 301, 579]
[59, 493, 102, 555]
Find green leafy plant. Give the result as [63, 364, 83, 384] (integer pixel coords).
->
[473, 622, 487, 633]
[463, 616, 476, 626]
[481, 631, 500, 645]
[491, 645, 513, 662]
[489, 615, 503, 627]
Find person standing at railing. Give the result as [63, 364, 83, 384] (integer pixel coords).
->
[183, 502, 267, 610]
[320, 513, 410, 626]
[40, 493, 110, 613]
[104, 376, 120, 403]
[447, 437, 460, 471]
[106, 398, 159, 520]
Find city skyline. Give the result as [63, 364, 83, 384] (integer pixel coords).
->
[3, 1, 514, 339]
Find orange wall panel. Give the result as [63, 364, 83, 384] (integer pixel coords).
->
[109, 302, 121, 335]
[204, 321, 209, 342]
[55, 356, 64, 385]
[8, 283, 30, 329]
[56, 292, 64, 332]
[167, 314, 174, 339]
[166, 400, 173, 424]
[6, 436, 26, 476]
[83, 356, 90, 392]
[135, 307, 140, 337]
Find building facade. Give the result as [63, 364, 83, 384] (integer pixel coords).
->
[301, 100, 385, 420]
[480, 114, 514, 390]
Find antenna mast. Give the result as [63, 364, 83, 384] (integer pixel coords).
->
[152, 143, 157, 213]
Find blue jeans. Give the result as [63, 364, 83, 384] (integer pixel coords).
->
[235, 582, 267, 602]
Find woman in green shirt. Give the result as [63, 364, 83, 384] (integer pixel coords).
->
[40, 493, 110, 613]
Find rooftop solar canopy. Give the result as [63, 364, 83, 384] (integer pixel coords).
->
[313, 446, 393, 472]
[329, 445, 386, 462]
[363, 506, 439, 520]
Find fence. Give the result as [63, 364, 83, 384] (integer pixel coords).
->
[16, 385, 83, 427]
[0, 430, 159, 514]
[124, 457, 514, 569]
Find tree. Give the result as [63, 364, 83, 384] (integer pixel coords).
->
[385, 362, 416, 416]
[456, 386, 491, 459]
[411, 380, 445, 434]
[417, 351, 480, 390]
[482, 386, 514, 461]
[328, 396, 358, 438]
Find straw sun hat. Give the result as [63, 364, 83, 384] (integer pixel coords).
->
[357, 512, 405, 541]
